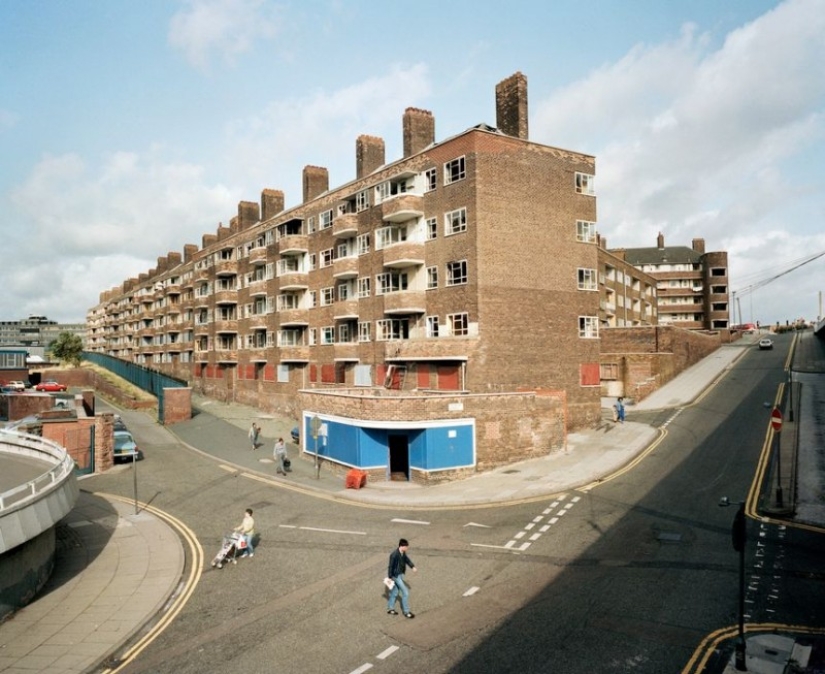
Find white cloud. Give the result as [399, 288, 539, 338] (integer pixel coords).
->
[168, 0, 281, 70]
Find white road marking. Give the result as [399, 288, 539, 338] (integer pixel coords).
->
[348, 664, 373, 674]
[529, 533, 541, 541]
[376, 645, 399, 660]
[517, 542, 531, 551]
[514, 531, 526, 539]
[471, 543, 513, 550]
[540, 525, 551, 533]
[463, 586, 480, 597]
[279, 524, 297, 529]
[297, 526, 366, 535]
[464, 522, 491, 528]
[391, 518, 430, 525]
[524, 522, 535, 530]
[532, 516, 543, 523]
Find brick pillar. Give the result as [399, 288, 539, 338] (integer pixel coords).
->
[495, 72, 528, 140]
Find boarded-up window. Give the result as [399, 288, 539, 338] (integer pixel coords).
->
[277, 364, 290, 383]
[417, 365, 431, 389]
[309, 364, 318, 383]
[264, 364, 276, 381]
[354, 364, 372, 386]
[600, 363, 619, 380]
[321, 363, 336, 383]
[437, 365, 460, 390]
[580, 362, 600, 386]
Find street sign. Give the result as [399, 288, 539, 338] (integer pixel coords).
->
[770, 407, 783, 432]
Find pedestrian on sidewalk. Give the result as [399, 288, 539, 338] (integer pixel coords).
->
[274, 437, 288, 475]
[249, 422, 260, 450]
[615, 397, 626, 424]
[386, 538, 417, 618]
[234, 508, 255, 558]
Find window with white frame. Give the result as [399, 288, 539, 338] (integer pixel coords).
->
[309, 328, 317, 345]
[427, 266, 438, 289]
[307, 215, 317, 234]
[320, 210, 333, 229]
[426, 217, 437, 240]
[577, 268, 598, 291]
[309, 290, 317, 308]
[425, 167, 437, 192]
[307, 253, 316, 271]
[337, 240, 353, 259]
[357, 277, 370, 298]
[358, 321, 371, 342]
[321, 326, 335, 344]
[357, 233, 370, 255]
[444, 156, 466, 185]
[576, 220, 597, 243]
[321, 287, 334, 305]
[575, 172, 595, 195]
[446, 260, 467, 286]
[426, 315, 439, 337]
[277, 293, 300, 311]
[277, 257, 302, 275]
[338, 322, 355, 343]
[278, 328, 302, 346]
[376, 318, 409, 341]
[320, 248, 334, 268]
[445, 207, 467, 235]
[356, 190, 369, 212]
[338, 282, 351, 301]
[448, 312, 469, 336]
[376, 271, 408, 295]
[375, 225, 406, 250]
[578, 315, 599, 338]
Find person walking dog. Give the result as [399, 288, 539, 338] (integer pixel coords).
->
[386, 538, 417, 618]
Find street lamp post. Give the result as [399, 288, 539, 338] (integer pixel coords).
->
[720, 496, 747, 671]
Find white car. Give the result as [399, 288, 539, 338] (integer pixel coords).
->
[6, 381, 26, 391]
[758, 338, 773, 350]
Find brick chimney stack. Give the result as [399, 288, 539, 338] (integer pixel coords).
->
[183, 244, 198, 262]
[496, 72, 528, 140]
[403, 107, 435, 158]
[261, 189, 284, 222]
[303, 165, 329, 203]
[657, 232, 665, 249]
[356, 135, 385, 179]
[237, 201, 260, 231]
[692, 238, 706, 254]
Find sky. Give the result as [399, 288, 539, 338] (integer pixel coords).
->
[1, 0, 824, 327]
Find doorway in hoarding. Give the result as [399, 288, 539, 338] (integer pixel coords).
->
[388, 434, 409, 481]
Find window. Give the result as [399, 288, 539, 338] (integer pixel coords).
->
[337, 241, 351, 259]
[357, 277, 371, 298]
[445, 208, 467, 235]
[444, 156, 466, 185]
[376, 271, 408, 294]
[309, 328, 317, 346]
[426, 217, 437, 240]
[375, 225, 407, 250]
[425, 167, 437, 192]
[426, 315, 439, 337]
[427, 266, 438, 289]
[358, 322, 371, 342]
[577, 268, 598, 291]
[357, 233, 370, 255]
[576, 220, 597, 243]
[321, 327, 335, 345]
[309, 290, 317, 308]
[307, 216, 317, 234]
[578, 316, 599, 338]
[277, 293, 300, 311]
[320, 249, 334, 268]
[338, 283, 350, 301]
[575, 172, 595, 195]
[446, 260, 467, 286]
[321, 287, 334, 306]
[308, 253, 317, 271]
[320, 210, 333, 229]
[376, 318, 409, 341]
[448, 312, 468, 336]
[356, 190, 370, 212]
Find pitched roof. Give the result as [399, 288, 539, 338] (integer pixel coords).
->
[617, 246, 703, 266]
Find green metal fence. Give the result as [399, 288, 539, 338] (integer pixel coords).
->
[82, 352, 187, 424]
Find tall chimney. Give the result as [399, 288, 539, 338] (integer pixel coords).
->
[237, 201, 260, 231]
[183, 244, 198, 262]
[692, 238, 706, 254]
[303, 165, 329, 203]
[496, 72, 528, 140]
[356, 135, 385, 179]
[657, 232, 665, 249]
[403, 107, 435, 157]
[261, 189, 284, 222]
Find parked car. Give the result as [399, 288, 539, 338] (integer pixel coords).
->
[291, 426, 300, 444]
[7, 381, 27, 391]
[34, 380, 68, 392]
[113, 430, 142, 461]
[758, 338, 773, 350]
[113, 415, 128, 432]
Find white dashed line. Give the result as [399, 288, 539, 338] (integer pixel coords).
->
[391, 518, 430, 525]
[463, 586, 480, 596]
[348, 664, 373, 674]
[376, 645, 399, 660]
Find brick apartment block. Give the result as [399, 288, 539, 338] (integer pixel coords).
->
[86, 73, 679, 482]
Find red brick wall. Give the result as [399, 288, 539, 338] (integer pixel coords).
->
[163, 387, 192, 425]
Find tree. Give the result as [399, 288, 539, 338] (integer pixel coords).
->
[50, 332, 83, 367]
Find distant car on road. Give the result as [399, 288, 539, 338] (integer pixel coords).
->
[6, 381, 27, 391]
[34, 380, 68, 392]
[758, 338, 774, 350]
[113, 430, 142, 461]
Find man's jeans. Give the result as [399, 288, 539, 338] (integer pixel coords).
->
[388, 574, 410, 613]
[240, 533, 254, 555]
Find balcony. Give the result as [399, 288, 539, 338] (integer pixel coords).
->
[332, 256, 359, 279]
[333, 301, 359, 321]
[215, 350, 238, 363]
[214, 319, 238, 333]
[278, 345, 310, 362]
[247, 314, 268, 329]
[247, 348, 269, 363]
[195, 267, 211, 282]
[215, 259, 236, 275]
[382, 194, 424, 223]
[213, 289, 238, 304]
[383, 340, 469, 362]
[332, 214, 358, 238]
[382, 291, 426, 315]
[278, 309, 309, 327]
[278, 235, 308, 255]
[278, 272, 309, 290]
[382, 242, 425, 269]
[166, 282, 181, 295]
[248, 247, 268, 264]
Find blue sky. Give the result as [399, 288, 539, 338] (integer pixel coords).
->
[1, 0, 823, 326]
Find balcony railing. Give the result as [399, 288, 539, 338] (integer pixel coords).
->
[332, 213, 359, 238]
[381, 194, 424, 223]
[332, 256, 359, 279]
[382, 241, 425, 269]
[278, 235, 308, 255]
[382, 291, 426, 315]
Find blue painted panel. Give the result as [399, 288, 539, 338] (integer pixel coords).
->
[324, 421, 359, 465]
[360, 427, 388, 466]
[423, 424, 474, 469]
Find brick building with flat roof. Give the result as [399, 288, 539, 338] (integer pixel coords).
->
[87, 73, 614, 481]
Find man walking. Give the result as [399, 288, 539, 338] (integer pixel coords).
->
[273, 437, 288, 475]
[248, 422, 260, 450]
[387, 538, 417, 618]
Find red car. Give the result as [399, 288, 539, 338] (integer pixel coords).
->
[35, 380, 68, 392]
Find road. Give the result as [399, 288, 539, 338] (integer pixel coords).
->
[81, 331, 825, 674]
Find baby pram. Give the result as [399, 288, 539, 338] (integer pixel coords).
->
[211, 531, 247, 569]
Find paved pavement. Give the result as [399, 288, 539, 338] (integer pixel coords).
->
[1, 331, 822, 673]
